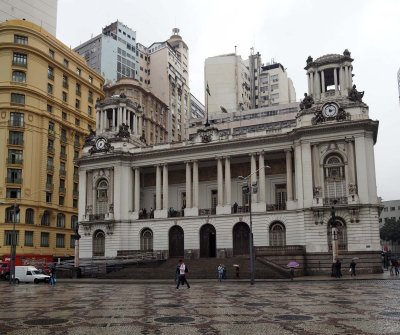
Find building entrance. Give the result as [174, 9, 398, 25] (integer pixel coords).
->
[233, 222, 250, 255]
[200, 224, 216, 257]
[169, 226, 184, 257]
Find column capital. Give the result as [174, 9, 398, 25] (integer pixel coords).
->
[344, 136, 355, 143]
[284, 147, 293, 153]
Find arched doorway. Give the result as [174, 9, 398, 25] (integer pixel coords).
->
[327, 217, 348, 251]
[200, 224, 216, 258]
[269, 221, 286, 246]
[140, 228, 153, 251]
[93, 230, 105, 257]
[233, 222, 250, 255]
[169, 226, 184, 257]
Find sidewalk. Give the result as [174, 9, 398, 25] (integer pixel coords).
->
[56, 270, 398, 285]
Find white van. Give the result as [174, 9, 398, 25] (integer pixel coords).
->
[14, 266, 50, 284]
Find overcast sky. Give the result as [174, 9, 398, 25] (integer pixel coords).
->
[57, 0, 400, 201]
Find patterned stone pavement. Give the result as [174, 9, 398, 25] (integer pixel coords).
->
[0, 279, 399, 335]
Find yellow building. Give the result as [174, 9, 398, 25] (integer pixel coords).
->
[0, 20, 104, 259]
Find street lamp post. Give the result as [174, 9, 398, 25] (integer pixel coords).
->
[10, 201, 19, 284]
[331, 200, 338, 263]
[238, 164, 269, 286]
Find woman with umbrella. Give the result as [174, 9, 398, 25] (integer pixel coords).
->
[287, 261, 299, 280]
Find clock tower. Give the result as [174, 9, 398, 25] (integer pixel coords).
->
[297, 49, 368, 127]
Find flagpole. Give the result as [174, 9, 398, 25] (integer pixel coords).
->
[205, 83, 210, 127]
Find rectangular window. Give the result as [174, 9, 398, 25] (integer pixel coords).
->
[49, 49, 55, 58]
[61, 128, 67, 142]
[47, 104, 53, 113]
[390, 207, 395, 211]
[62, 111, 67, 120]
[4, 230, 19, 246]
[62, 75, 68, 89]
[7, 168, 22, 183]
[14, 35, 28, 44]
[88, 90, 93, 103]
[47, 83, 53, 95]
[76, 83, 81, 96]
[13, 53, 27, 66]
[10, 112, 24, 127]
[75, 99, 80, 109]
[76, 68, 81, 76]
[46, 192, 52, 203]
[63, 59, 69, 68]
[88, 106, 92, 115]
[48, 66, 54, 80]
[40, 232, 49, 247]
[59, 196, 64, 206]
[6, 188, 21, 198]
[9, 131, 24, 145]
[89, 76, 93, 84]
[56, 234, 65, 248]
[75, 118, 80, 126]
[11, 93, 25, 104]
[12, 70, 26, 82]
[8, 149, 23, 164]
[24, 231, 34, 246]
[73, 198, 78, 208]
[70, 236, 76, 248]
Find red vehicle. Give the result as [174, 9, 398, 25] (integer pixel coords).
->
[1, 255, 54, 280]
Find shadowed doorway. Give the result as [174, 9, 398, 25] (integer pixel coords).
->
[200, 224, 216, 257]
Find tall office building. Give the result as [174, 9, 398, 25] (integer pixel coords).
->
[205, 51, 296, 115]
[74, 21, 138, 84]
[0, 0, 58, 36]
[0, 20, 104, 259]
[137, 28, 190, 142]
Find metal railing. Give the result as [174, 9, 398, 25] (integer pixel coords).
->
[199, 208, 216, 216]
[323, 197, 348, 205]
[89, 214, 106, 221]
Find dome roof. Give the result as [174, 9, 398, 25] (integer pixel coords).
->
[305, 50, 353, 70]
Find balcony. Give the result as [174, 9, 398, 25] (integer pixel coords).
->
[48, 129, 55, 138]
[12, 60, 27, 68]
[89, 214, 105, 221]
[323, 197, 348, 206]
[88, 97, 93, 104]
[45, 183, 54, 191]
[199, 208, 216, 216]
[73, 190, 79, 197]
[8, 139, 24, 146]
[73, 173, 79, 182]
[76, 90, 81, 97]
[5, 177, 23, 184]
[60, 135, 67, 143]
[7, 158, 23, 165]
[47, 146, 55, 154]
[59, 169, 66, 178]
[48, 74, 54, 81]
[47, 164, 54, 173]
[59, 187, 66, 194]
[60, 152, 67, 160]
[74, 141, 80, 148]
[63, 82, 69, 89]
[8, 120, 24, 128]
[266, 203, 287, 211]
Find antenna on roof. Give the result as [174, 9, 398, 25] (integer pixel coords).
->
[235, 45, 237, 55]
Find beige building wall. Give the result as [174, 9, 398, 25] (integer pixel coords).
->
[0, 20, 104, 259]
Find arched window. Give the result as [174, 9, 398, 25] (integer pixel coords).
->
[327, 218, 348, 251]
[71, 215, 78, 230]
[26, 208, 34, 224]
[41, 211, 50, 226]
[324, 154, 346, 204]
[93, 230, 105, 256]
[12, 70, 26, 83]
[269, 221, 286, 246]
[96, 179, 108, 214]
[5, 206, 20, 223]
[57, 213, 65, 228]
[140, 228, 153, 251]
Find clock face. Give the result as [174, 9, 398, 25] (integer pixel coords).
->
[95, 137, 107, 150]
[322, 103, 338, 118]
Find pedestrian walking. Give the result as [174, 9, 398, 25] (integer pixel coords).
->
[350, 260, 357, 276]
[335, 259, 342, 278]
[395, 259, 399, 276]
[234, 265, 240, 278]
[222, 264, 227, 279]
[176, 259, 190, 289]
[390, 258, 395, 276]
[289, 267, 295, 280]
[49, 264, 56, 286]
[217, 264, 224, 282]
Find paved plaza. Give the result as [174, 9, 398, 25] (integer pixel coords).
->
[0, 277, 400, 335]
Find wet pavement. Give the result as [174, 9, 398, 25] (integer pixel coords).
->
[1, 275, 400, 334]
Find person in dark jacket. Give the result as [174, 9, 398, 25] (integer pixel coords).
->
[176, 259, 190, 289]
[335, 259, 342, 278]
[350, 260, 357, 276]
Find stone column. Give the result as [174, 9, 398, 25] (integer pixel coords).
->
[344, 66, 349, 92]
[139, 115, 143, 136]
[224, 157, 231, 207]
[193, 160, 199, 208]
[321, 70, 325, 93]
[250, 154, 257, 203]
[96, 109, 100, 131]
[285, 149, 293, 201]
[78, 170, 87, 220]
[134, 168, 140, 212]
[163, 164, 168, 210]
[118, 107, 122, 128]
[217, 158, 224, 206]
[333, 67, 338, 92]
[307, 73, 311, 95]
[310, 72, 314, 96]
[312, 144, 321, 190]
[185, 162, 192, 208]
[156, 165, 161, 210]
[112, 108, 116, 131]
[258, 152, 266, 203]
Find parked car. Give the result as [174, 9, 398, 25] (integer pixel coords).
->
[14, 266, 50, 284]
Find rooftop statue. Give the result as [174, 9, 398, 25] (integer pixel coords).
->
[348, 85, 364, 102]
[116, 123, 130, 138]
[299, 93, 314, 110]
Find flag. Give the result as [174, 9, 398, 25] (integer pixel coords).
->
[206, 82, 211, 96]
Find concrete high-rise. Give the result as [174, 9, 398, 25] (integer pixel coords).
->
[74, 21, 138, 84]
[0, 20, 104, 259]
[0, 0, 58, 36]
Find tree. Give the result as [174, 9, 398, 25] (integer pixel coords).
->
[380, 218, 400, 243]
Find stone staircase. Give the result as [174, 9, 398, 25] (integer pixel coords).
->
[101, 256, 287, 280]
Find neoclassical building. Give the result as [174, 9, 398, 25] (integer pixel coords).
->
[77, 50, 381, 274]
